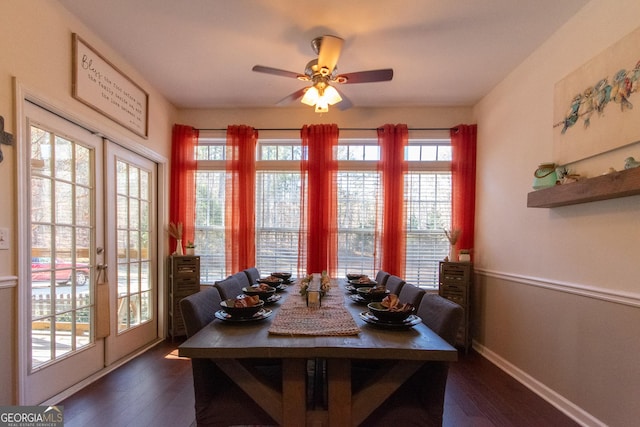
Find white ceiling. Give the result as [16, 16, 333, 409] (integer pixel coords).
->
[56, 0, 588, 110]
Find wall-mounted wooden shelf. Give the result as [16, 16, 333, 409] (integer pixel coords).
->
[527, 166, 640, 208]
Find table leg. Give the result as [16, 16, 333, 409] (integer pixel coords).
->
[327, 359, 351, 427]
[282, 358, 307, 427]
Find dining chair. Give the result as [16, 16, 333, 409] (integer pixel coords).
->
[417, 293, 463, 346]
[180, 288, 277, 426]
[385, 274, 406, 295]
[213, 276, 244, 300]
[244, 267, 261, 283]
[360, 293, 463, 427]
[180, 286, 222, 338]
[374, 270, 390, 286]
[398, 282, 425, 307]
[232, 270, 252, 289]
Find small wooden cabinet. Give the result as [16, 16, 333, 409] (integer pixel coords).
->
[439, 261, 472, 352]
[168, 255, 200, 339]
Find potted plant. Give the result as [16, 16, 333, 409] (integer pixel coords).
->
[458, 249, 471, 262]
[185, 241, 196, 255]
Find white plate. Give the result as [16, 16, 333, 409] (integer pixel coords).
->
[359, 311, 421, 329]
[215, 308, 273, 323]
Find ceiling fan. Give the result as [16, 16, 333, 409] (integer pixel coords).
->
[252, 35, 393, 112]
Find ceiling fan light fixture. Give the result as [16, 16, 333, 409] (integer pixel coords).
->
[301, 83, 342, 112]
[315, 103, 329, 113]
[323, 85, 342, 105]
[301, 86, 320, 106]
[252, 34, 393, 112]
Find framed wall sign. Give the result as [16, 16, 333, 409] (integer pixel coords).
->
[72, 33, 149, 138]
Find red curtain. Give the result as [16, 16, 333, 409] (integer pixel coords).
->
[377, 124, 408, 276]
[451, 124, 477, 253]
[169, 124, 198, 249]
[299, 124, 339, 276]
[225, 125, 258, 274]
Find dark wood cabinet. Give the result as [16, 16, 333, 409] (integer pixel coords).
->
[168, 255, 200, 339]
[439, 261, 472, 352]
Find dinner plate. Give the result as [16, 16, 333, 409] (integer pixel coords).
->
[265, 293, 282, 304]
[359, 311, 422, 329]
[215, 308, 273, 323]
[275, 283, 289, 292]
[344, 284, 358, 294]
[349, 294, 369, 305]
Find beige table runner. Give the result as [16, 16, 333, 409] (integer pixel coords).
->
[268, 280, 360, 336]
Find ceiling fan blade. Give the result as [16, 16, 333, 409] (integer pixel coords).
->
[317, 35, 344, 73]
[335, 69, 394, 84]
[336, 91, 353, 111]
[252, 65, 308, 80]
[275, 87, 308, 106]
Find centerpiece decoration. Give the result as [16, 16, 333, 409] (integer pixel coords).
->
[300, 271, 331, 308]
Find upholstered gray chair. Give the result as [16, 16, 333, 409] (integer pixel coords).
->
[213, 276, 243, 300]
[385, 274, 406, 295]
[180, 286, 221, 338]
[180, 287, 278, 426]
[360, 293, 463, 427]
[232, 270, 252, 289]
[398, 282, 425, 307]
[244, 267, 261, 284]
[374, 270, 390, 286]
[417, 294, 463, 346]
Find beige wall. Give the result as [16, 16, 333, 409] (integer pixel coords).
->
[473, 1, 640, 425]
[0, 2, 176, 404]
[178, 105, 471, 131]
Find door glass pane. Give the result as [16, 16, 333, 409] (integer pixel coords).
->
[115, 160, 153, 334]
[29, 125, 95, 371]
[54, 137, 73, 181]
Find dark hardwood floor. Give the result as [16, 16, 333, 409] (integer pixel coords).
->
[59, 340, 579, 427]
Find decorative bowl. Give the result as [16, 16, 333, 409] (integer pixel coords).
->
[348, 278, 377, 288]
[220, 298, 264, 318]
[367, 302, 415, 322]
[271, 272, 292, 281]
[257, 276, 284, 286]
[242, 285, 277, 301]
[356, 286, 390, 302]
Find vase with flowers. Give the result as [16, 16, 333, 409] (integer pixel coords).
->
[168, 222, 184, 255]
[443, 228, 460, 262]
[185, 241, 195, 255]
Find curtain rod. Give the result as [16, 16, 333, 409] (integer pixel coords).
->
[197, 127, 453, 131]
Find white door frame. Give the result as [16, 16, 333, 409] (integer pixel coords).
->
[14, 79, 169, 405]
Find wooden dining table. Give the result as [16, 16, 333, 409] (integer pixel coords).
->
[178, 279, 457, 427]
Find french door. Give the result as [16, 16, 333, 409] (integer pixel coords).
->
[104, 141, 157, 365]
[22, 102, 158, 404]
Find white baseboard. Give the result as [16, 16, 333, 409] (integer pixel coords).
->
[472, 341, 606, 427]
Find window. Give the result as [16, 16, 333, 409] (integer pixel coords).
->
[194, 136, 226, 283]
[194, 131, 451, 289]
[405, 139, 452, 287]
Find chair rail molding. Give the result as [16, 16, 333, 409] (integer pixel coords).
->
[0, 275, 18, 289]
[474, 268, 640, 308]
